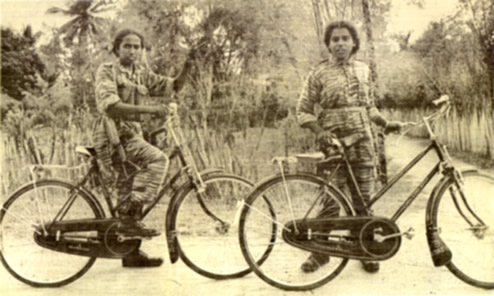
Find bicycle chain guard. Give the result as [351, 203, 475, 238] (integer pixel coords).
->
[34, 218, 140, 259]
[282, 216, 401, 261]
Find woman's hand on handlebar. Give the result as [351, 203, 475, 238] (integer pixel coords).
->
[384, 121, 417, 135]
[384, 121, 402, 134]
[317, 130, 336, 147]
[317, 130, 342, 155]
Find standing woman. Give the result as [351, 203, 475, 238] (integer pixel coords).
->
[296, 21, 404, 273]
[93, 29, 191, 267]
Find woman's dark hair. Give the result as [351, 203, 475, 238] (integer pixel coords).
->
[323, 21, 360, 55]
[112, 29, 145, 56]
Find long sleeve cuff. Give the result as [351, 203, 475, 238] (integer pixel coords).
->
[368, 106, 387, 127]
[296, 113, 318, 126]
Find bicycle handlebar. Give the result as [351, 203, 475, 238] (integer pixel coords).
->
[398, 95, 451, 139]
[432, 95, 450, 106]
[148, 103, 180, 140]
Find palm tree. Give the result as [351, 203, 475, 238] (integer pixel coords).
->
[46, 0, 116, 108]
[46, 0, 114, 48]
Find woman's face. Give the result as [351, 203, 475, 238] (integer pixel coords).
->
[118, 34, 142, 67]
[328, 28, 355, 62]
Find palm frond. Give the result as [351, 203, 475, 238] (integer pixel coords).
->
[68, 0, 93, 14]
[46, 7, 72, 15]
[89, 1, 105, 12]
[89, 22, 99, 35]
[90, 1, 116, 14]
[90, 16, 109, 30]
[63, 25, 80, 45]
[90, 6, 116, 14]
[58, 17, 81, 34]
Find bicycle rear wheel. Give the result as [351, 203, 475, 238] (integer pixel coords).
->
[0, 180, 103, 287]
[172, 174, 272, 279]
[432, 171, 494, 289]
[239, 174, 353, 291]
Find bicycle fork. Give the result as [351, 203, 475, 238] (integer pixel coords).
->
[448, 171, 488, 238]
[425, 169, 486, 267]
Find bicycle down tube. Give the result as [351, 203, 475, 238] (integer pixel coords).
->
[364, 139, 448, 222]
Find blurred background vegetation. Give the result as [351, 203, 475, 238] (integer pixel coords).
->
[1, 0, 493, 196]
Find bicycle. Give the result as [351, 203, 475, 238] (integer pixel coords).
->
[0, 103, 273, 287]
[238, 95, 494, 291]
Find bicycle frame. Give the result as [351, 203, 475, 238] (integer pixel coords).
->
[51, 105, 222, 225]
[363, 138, 450, 222]
[333, 98, 459, 223]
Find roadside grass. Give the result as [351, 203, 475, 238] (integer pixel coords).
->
[2, 107, 492, 203]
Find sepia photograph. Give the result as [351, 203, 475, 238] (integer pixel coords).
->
[1, 0, 493, 295]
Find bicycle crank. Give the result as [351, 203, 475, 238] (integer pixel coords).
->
[374, 227, 415, 242]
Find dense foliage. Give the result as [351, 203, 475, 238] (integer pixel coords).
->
[1, 27, 46, 100]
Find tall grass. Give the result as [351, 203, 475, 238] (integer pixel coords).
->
[1, 127, 91, 202]
[0, 123, 287, 203]
[3, 104, 492, 203]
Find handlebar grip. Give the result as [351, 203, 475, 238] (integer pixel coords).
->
[432, 95, 449, 106]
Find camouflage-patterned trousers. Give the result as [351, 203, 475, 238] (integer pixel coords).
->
[317, 107, 377, 217]
[318, 164, 375, 217]
[118, 136, 169, 206]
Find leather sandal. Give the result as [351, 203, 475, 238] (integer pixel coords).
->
[122, 250, 163, 268]
[361, 261, 380, 273]
[301, 253, 330, 273]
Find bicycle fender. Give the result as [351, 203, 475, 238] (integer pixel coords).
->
[198, 167, 224, 177]
[424, 169, 478, 266]
[425, 169, 478, 225]
[6, 179, 106, 218]
[165, 183, 189, 263]
[166, 168, 224, 222]
[164, 169, 224, 264]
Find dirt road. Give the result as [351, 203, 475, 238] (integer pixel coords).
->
[1, 135, 492, 296]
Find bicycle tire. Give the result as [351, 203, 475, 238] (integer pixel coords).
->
[239, 173, 353, 291]
[431, 171, 494, 289]
[0, 179, 104, 287]
[171, 173, 275, 279]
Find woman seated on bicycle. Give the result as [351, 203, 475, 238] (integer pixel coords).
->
[93, 29, 192, 267]
[296, 21, 405, 274]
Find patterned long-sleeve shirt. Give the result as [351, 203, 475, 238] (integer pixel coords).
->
[93, 61, 173, 166]
[296, 58, 386, 166]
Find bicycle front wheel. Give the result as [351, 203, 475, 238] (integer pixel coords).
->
[432, 171, 494, 289]
[0, 180, 103, 287]
[172, 173, 269, 279]
[239, 174, 353, 291]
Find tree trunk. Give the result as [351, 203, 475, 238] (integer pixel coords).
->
[311, 0, 324, 43]
[361, 0, 378, 98]
[361, 0, 388, 185]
